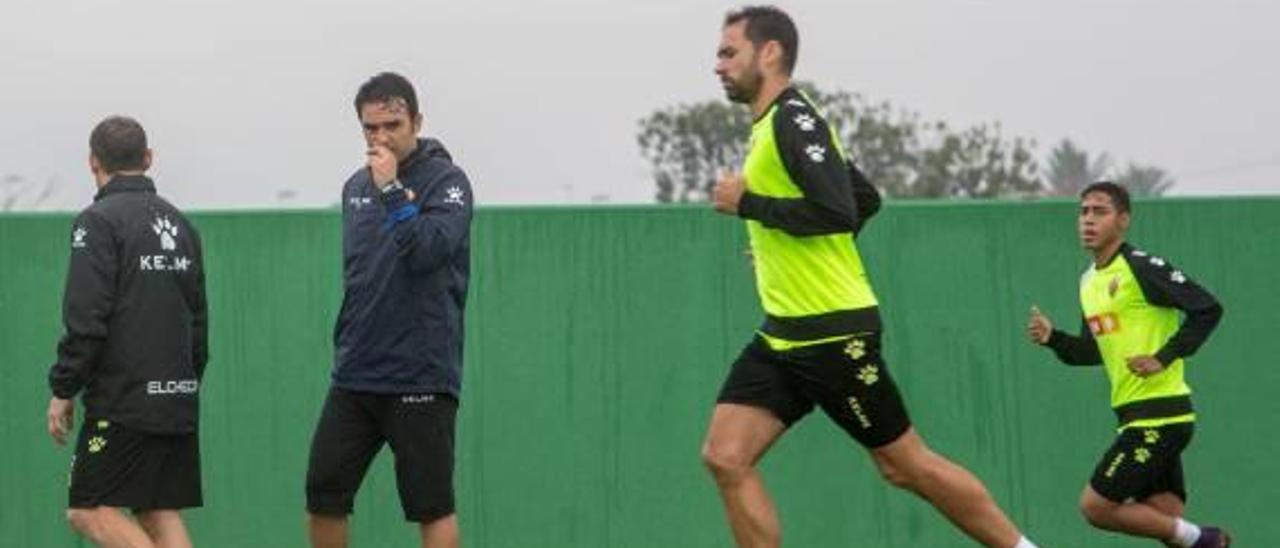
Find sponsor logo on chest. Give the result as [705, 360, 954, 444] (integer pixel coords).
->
[1087, 313, 1122, 336]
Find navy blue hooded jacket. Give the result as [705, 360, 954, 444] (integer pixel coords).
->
[331, 138, 472, 397]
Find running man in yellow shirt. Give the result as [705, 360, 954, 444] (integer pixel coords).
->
[1029, 182, 1229, 547]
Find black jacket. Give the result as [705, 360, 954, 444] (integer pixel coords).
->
[48, 175, 208, 434]
[331, 138, 473, 397]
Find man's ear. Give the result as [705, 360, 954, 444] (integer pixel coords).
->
[141, 149, 154, 171]
[759, 40, 783, 73]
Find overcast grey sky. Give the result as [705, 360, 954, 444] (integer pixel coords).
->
[1, 0, 1277, 210]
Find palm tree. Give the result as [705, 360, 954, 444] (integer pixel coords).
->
[1, 174, 57, 211]
[1114, 163, 1175, 196]
[1043, 139, 1111, 197]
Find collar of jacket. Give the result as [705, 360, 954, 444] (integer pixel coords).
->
[95, 174, 157, 201]
[397, 139, 430, 177]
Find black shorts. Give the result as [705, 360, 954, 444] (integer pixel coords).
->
[305, 387, 458, 523]
[68, 418, 202, 511]
[717, 333, 912, 448]
[1089, 422, 1194, 503]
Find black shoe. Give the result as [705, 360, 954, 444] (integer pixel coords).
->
[1192, 526, 1232, 548]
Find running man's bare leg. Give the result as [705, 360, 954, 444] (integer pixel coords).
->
[419, 513, 459, 548]
[1079, 485, 1179, 539]
[308, 513, 349, 548]
[870, 428, 1025, 548]
[701, 403, 788, 548]
[136, 510, 192, 548]
[66, 507, 156, 548]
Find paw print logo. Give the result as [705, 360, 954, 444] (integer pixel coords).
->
[72, 227, 88, 249]
[1143, 429, 1160, 445]
[152, 216, 179, 251]
[844, 338, 867, 360]
[444, 186, 466, 206]
[88, 436, 107, 454]
[793, 113, 817, 131]
[1170, 270, 1186, 284]
[804, 144, 826, 163]
[856, 364, 880, 386]
[1134, 447, 1152, 464]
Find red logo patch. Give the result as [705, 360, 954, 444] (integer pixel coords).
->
[1087, 313, 1121, 336]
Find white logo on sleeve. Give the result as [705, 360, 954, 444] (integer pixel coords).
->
[1170, 270, 1187, 284]
[72, 227, 87, 249]
[152, 216, 178, 251]
[1149, 256, 1166, 267]
[793, 113, 817, 131]
[786, 99, 807, 108]
[444, 186, 466, 206]
[1132, 249, 1148, 257]
[804, 144, 827, 163]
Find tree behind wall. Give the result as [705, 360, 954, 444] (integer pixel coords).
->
[1043, 139, 1112, 197]
[636, 101, 750, 203]
[637, 82, 1043, 202]
[1, 174, 57, 211]
[1043, 140, 1175, 197]
[1114, 163, 1176, 196]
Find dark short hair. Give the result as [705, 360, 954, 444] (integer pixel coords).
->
[1081, 181, 1131, 214]
[89, 116, 148, 173]
[724, 5, 799, 75]
[353, 72, 420, 118]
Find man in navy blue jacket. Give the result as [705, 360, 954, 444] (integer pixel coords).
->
[305, 72, 473, 548]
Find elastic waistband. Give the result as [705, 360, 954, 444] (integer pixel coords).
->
[1114, 395, 1193, 426]
[762, 307, 881, 341]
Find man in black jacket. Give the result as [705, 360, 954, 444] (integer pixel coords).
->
[47, 116, 208, 548]
[306, 72, 473, 548]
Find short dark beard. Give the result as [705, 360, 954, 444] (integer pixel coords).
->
[724, 68, 763, 104]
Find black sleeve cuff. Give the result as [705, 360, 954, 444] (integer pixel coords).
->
[379, 181, 410, 209]
[1043, 329, 1066, 348]
[737, 191, 764, 220]
[1154, 347, 1179, 367]
[49, 373, 79, 400]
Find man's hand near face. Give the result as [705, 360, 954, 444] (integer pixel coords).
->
[367, 145, 399, 189]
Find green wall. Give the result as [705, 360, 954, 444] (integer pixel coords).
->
[2, 199, 1277, 547]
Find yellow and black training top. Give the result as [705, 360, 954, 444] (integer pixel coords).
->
[737, 87, 880, 350]
[1045, 243, 1223, 430]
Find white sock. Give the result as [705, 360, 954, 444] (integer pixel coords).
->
[1013, 536, 1038, 548]
[1171, 518, 1201, 547]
